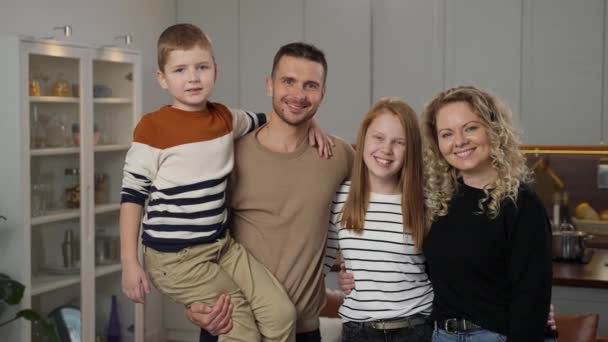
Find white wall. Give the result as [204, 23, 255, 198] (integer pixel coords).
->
[176, 0, 608, 145]
[0, 1, 176, 340]
[177, 0, 371, 143]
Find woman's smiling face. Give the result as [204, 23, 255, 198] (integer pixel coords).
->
[436, 101, 496, 185]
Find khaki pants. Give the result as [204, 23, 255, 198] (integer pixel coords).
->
[144, 232, 296, 342]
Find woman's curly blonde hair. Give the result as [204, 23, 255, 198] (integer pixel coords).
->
[421, 86, 530, 221]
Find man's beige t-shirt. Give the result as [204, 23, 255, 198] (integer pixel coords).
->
[229, 128, 353, 333]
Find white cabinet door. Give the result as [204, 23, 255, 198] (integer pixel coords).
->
[0, 38, 27, 342]
[372, 0, 444, 115]
[239, 0, 304, 111]
[521, 0, 604, 145]
[177, 0, 240, 107]
[92, 47, 142, 342]
[305, 0, 371, 143]
[445, 0, 522, 124]
[23, 40, 94, 342]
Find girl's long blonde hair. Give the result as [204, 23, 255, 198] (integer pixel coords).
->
[422, 86, 530, 221]
[340, 97, 427, 249]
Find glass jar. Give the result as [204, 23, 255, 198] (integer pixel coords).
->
[52, 74, 71, 97]
[64, 168, 80, 208]
[30, 106, 48, 149]
[94, 173, 109, 204]
[29, 79, 42, 96]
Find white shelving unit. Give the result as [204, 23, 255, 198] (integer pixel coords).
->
[0, 35, 142, 342]
[32, 263, 122, 296]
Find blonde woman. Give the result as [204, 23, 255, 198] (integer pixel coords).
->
[324, 98, 433, 341]
[421, 86, 552, 341]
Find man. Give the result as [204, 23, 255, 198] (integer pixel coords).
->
[187, 42, 354, 342]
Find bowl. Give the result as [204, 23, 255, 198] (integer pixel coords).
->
[572, 217, 608, 236]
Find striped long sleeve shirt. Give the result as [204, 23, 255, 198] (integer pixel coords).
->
[120, 103, 265, 252]
[324, 181, 434, 322]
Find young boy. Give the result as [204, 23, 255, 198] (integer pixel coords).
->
[119, 23, 313, 342]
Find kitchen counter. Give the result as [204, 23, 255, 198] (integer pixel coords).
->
[553, 249, 608, 288]
[588, 235, 608, 249]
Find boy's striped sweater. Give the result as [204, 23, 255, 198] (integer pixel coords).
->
[120, 102, 265, 252]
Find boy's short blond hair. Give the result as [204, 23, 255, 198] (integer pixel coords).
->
[157, 23, 215, 71]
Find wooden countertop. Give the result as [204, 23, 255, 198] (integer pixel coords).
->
[553, 249, 608, 288]
[587, 235, 608, 249]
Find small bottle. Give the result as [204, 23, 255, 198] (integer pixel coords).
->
[107, 295, 122, 342]
[62, 230, 74, 268]
[31, 106, 47, 148]
[552, 192, 561, 230]
[64, 168, 80, 209]
[560, 191, 571, 225]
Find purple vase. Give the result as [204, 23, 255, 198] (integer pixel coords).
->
[107, 295, 121, 342]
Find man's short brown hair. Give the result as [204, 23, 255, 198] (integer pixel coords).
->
[271, 42, 327, 86]
[157, 23, 214, 71]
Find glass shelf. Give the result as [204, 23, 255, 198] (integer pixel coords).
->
[95, 203, 121, 214]
[94, 97, 132, 104]
[94, 144, 130, 153]
[31, 208, 79, 225]
[31, 144, 130, 156]
[30, 96, 79, 103]
[30, 147, 79, 156]
[31, 203, 120, 225]
[31, 263, 121, 296]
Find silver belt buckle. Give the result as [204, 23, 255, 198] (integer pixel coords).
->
[444, 318, 458, 334]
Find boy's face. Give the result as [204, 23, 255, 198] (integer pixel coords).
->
[266, 56, 325, 127]
[156, 46, 216, 111]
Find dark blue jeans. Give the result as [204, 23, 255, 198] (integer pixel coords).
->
[342, 321, 433, 342]
[199, 328, 321, 342]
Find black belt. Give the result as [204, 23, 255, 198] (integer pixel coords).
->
[362, 315, 428, 330]
[436, 318, 483, 333]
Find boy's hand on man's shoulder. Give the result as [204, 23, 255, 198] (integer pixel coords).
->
[308, 118, 335, 159]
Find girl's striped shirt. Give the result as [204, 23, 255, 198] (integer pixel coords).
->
[324, 181, 434, 322]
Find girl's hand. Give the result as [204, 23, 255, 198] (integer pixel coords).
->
[547, 304, 556, 331]
[337, 262, 355, 295]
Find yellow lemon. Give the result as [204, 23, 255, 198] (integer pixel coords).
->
[575, 202, 600, 220]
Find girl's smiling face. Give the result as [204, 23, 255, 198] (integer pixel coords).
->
[363, 112, 407, 194]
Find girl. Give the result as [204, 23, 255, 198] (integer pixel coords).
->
[324, 98, 433, 341]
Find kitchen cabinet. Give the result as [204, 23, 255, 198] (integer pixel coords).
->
[178, 0, 608, 146]
[444, 0, 522, 121]
[552, 248, 608, 336]
[238, 0, 304, 112]
[521, 0, 605, 145]
[371, 0, 443, 115]
[0, 35, 143, 342]
[304, 0, 371, 143]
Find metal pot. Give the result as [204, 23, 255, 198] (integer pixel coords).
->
[552, 230, 592, 260]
